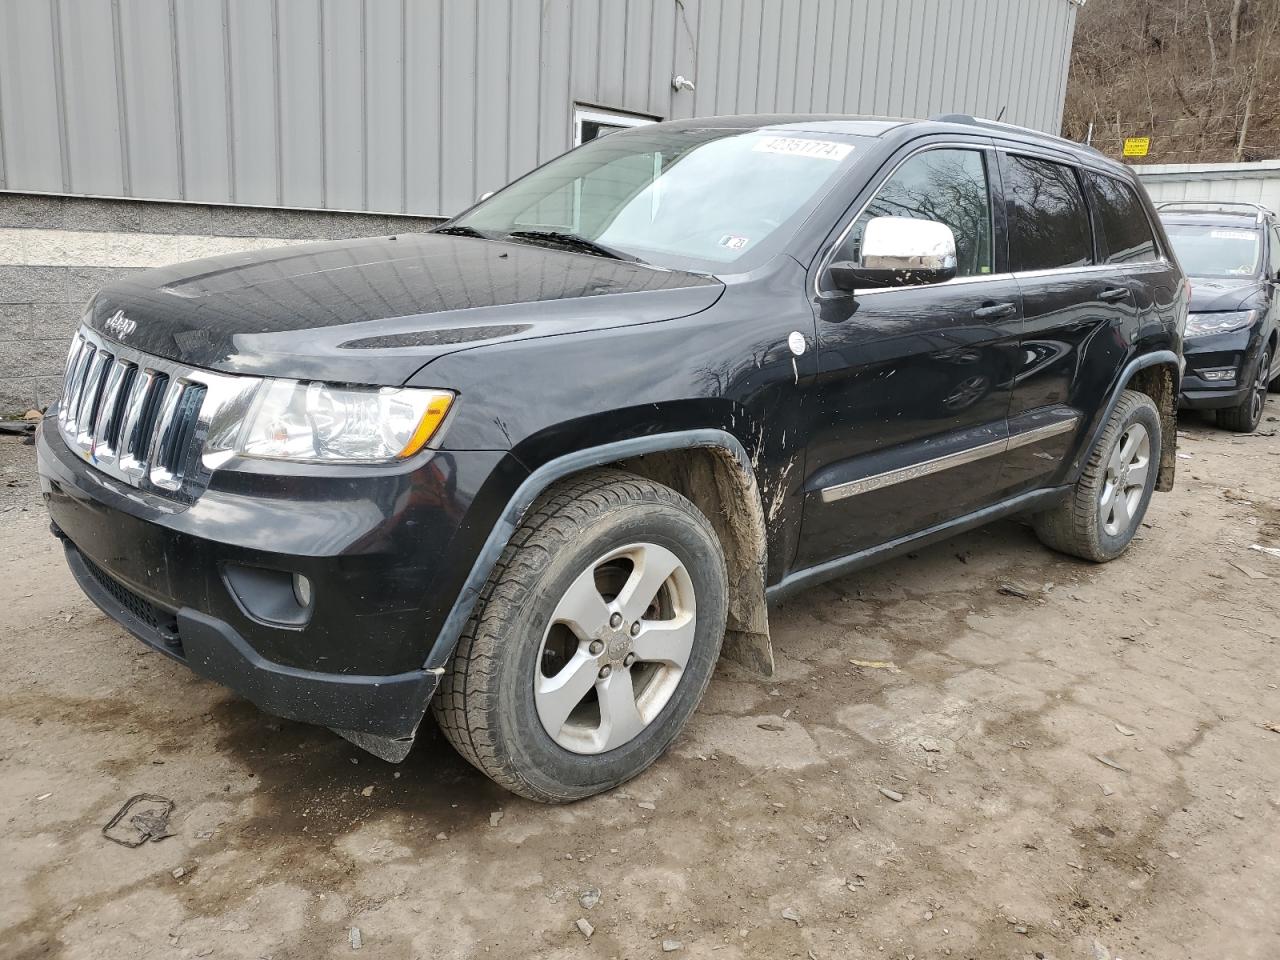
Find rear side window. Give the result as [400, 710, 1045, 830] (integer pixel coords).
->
[1084, 172, 1159, 264]
[1003, 155, 1093, 272]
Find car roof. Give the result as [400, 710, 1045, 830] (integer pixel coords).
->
[648, 112, 1124, 173]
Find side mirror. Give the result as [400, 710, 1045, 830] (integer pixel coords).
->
[828, 216, 958, 291]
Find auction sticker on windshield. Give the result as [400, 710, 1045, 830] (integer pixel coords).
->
[1211, 230, 1257, 241]
[752, 136, 853, 161]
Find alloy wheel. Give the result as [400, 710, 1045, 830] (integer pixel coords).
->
[1250, 349, 1270, 426]
[1099, 422, 1150, 537]
[534, 543, 696, 754]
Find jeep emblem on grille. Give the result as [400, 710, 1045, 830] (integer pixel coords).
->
[103, 309, 136, 339]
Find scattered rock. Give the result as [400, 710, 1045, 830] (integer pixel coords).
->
[575, 918, 594, 939]
[1114, 723, 1136, 737]
[579, 886, 601, 910]
[781, 907, 802, 924]
[757, 722, 785, 732]
[1101, 784, 1114, 796]
[349, 926, 362, 950]
[361, 785, 374, 797]
[434, 832, 447, 841]
[35, 793, 51, 801]
[1014, 925, 1028, 935]
[637, 801, 656, 811]
[918, 737, 942, 753]
[171, 867, 185, 880]
[489, 810, 504, 827]
[848, 658, 901, 672]
[878, 787, 905, 802]
[1094, 755, 1127, 772]
[661, 939, 683, 952]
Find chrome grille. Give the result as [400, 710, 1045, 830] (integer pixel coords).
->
[57, 326, 255, 499]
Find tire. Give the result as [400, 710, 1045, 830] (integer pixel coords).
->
[1033, 390, 1161, 563]
[432, 468, 728, 803]
[1218, 345, 1271, 432]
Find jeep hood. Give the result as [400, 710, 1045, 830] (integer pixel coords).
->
[1187, 276, 1265, 314]
[83, 233, 723, 384]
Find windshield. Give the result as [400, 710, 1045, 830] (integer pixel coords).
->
[452, 127, 869, 273]
[1163, 222, 1262, 279]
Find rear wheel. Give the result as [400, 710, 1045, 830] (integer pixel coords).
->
[432, 469, 727, 802]
[1218, 345, 1270, 432]
[1033, 390, 1160, 562]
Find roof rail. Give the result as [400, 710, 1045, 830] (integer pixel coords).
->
[1155, 200, 1272, 222]
[928, 113, 1104, 155]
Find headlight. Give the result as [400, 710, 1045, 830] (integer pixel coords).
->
[1186, 310, 1257, 336]
[231, 380, 454, 463]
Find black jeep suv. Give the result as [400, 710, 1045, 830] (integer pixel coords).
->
[38, 115, 1186, 801]
[1158, 201, 1280, 432]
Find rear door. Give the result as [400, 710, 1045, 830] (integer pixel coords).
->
[999, 152, 1132, 494]
[796, 141, 1024, 569]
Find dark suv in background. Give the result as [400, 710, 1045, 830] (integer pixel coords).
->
[38, 114, 1185, 802]
[1159, 201, 1280, 432]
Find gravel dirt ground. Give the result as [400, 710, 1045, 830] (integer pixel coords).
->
[2, 411, 1278, 960]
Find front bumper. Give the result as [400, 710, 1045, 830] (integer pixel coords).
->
[37, 418, 518, 740]
[1178, 327, 1258, 410]
[60, 536, 438, 738]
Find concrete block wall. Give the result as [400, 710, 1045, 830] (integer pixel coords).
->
[0, 193, 444, 415]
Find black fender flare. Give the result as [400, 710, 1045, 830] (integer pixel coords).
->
[1068, 349, 1182, 485]
[422, 428, 761, 673]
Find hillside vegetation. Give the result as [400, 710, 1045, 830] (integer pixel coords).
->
[1064, 0, 1280, 164]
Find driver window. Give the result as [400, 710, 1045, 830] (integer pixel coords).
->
[837, 148, 994, 280]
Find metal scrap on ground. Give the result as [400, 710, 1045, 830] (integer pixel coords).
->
[102, 794, 175, 847]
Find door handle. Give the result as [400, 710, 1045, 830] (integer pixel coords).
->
[1098, 287, 1131, 303]
[973, 301, 1017, 320]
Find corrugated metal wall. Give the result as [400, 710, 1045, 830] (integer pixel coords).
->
[1135, 162, 1280, 218]
[0, 0, 1078, 218]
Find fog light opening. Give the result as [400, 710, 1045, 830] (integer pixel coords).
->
[292, 573, 313, 609]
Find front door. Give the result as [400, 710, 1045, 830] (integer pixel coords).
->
[796, 143, 1024, 570]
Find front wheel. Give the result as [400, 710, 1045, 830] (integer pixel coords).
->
[1033, 390, 1161, 562]
[432, 469, 728, 802]
[1218, 345, 1271, 432]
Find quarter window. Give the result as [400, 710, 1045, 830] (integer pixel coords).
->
[838, 148, 994, 280]
[1084, 172, 1159, 264]
[1004, 155, 1093, 272]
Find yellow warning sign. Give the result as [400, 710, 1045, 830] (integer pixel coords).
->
[1122, 137, 1151, 157]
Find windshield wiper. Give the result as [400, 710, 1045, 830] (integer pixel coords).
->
[432, 224, 499, 240]
[505, 229, 642, 263]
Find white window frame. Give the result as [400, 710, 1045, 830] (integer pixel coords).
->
[573, 105, 658, 146]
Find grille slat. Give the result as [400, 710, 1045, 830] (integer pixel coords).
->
[64, 344, 97, 432]
[131, 372, 169, 464]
